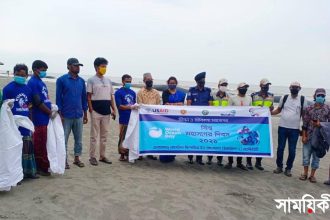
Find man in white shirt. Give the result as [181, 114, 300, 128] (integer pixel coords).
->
[224, 82, 251, 170]
[271, 81, 306, 177]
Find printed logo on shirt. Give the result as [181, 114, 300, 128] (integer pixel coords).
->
[15, 93, 29, 112]
[42, 86, 48, 99]
[124, 94, 135, 105]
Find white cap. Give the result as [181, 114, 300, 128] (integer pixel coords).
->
[260, 78, 271, 86]
[237, 82, 249, 88]
[218, 78, 228, 85]
[290, 81, 301, 87]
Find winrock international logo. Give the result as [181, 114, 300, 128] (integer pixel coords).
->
[220, 110, 236, 117]
[148, 127, 163, 138]
[274, 194, 330, 214]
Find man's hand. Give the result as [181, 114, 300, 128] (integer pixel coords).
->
[131, 104, 139, 110]
[302, 136, 308, 144]
[83, 115, 88, 124]
[111, 112, 116, 120]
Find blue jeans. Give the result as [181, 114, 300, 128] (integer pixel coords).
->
[303, 141, 320, 169]
[276, 126, 300, 170]
[63, 118, 83, 157]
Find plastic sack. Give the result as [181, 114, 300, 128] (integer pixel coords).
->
[46, 104, 66, 174]
[0, 100, 34, 191]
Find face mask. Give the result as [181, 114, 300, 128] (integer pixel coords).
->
[315, 96, 325, 104]
[39, 71, 47, 78]
[197, 80, 205, 88]
[124, 83, 131, 89]
[219, 86, 227, 92]
[145, 80, 153, 88]
[99, 67, 107, 75]
[168, 84, 177, 90]
[261, 86, 269, 93]
[14, 76, 26, 85]
[238, 88, 247, 95]
[290, 88, 299, 95]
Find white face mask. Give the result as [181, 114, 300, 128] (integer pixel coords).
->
[219, 86, 227, 92]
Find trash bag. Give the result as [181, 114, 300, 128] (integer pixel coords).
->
[0, 100, 34, 191]
[46, 104, 66, 174]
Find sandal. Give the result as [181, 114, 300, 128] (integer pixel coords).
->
[65, 163, 70, 169]
[73, 160, 85, 168]
[89, 157, 98, 166]
[299, 174, 308, 181]
[309, 176, 317, 183]
[99, 157, 112, 164]
[119, 154, 127, 161]
[324, 180, 330, 185]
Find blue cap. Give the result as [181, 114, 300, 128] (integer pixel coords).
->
[194, 72, 206, 81]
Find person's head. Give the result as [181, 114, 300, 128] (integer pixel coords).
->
[260, 78, 271, 93]
[67, 58, 83, 74]
[194, 72, 206, 88]
[237, 82, 249, 96]
[122, 74, 132, 89]
[218, 78, 228, 92]
[94, 57, 108, 76]
[143, 72, 153, 88]
[13, 64, 28, 84]
[167, 76, 178, 90]
[32, 60, 48, 78]
[314, 88, 326, 104]
[289, 81, 301, 96]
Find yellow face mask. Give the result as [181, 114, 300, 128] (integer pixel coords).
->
[99, 67, 107, 75]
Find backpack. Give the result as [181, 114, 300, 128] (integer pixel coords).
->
[311, 127, 330, 158]
[281, 95, 305, 117]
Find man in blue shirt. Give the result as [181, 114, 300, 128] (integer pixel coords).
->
[56, 58, 88, 168]
[3, 64, 38, 179]
[186, 72, 213, 165]
[115, 74, 137, 161]
[27, 60, 53, 176]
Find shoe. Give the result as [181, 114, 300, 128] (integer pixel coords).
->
[24, 174, 40, 179]
[99, 157, 112, 164]
[37, 170, 51, 176]
[224, 163, 232, 169]
[217, 160, 223, 167]
[246, 163, 253, 170]
[147, 155, 157, 160]
[89, 157, 98, 166]
[188, 159, 194, 164]
[255, 164, 264, 171]
[284, 169, 292, 177]
[237, 163, 248, 171]
[206, 160, 212, 165]
[273, 167, 283, 174]
[196, 160, 205, 165]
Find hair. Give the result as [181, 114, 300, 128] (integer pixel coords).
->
[143, 72, 152, 80]
[167, 76, 178, 84]
[94, 57, 108, 67]
[32, 60, 48, 71]
[13, 64, 28, 75]
[122, 74, 132, 82]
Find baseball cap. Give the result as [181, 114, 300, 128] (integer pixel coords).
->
[238, 82, 249, 88]
[218, 78, 228, 85]
[67, 58, 83, 66]
[315, 88, 326, 96]
[290, 81, 301, 87]
[0, 61, 4, 65]
[260, 78, 271, 86]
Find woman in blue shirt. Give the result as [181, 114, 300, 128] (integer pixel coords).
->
[2, 64, 38, 179]
[160, 76, 186, 163]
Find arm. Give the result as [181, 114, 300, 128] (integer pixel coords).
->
[162, 90, 169, 105]
[56, 78, 63, 117]
[156, 92, 161, 105]
[301, 107, 310, 144]
[271, 107, 281, 115]
[87, 93, 93, 113]
[137, 90, 142, 104]
[82, 81, 88, 124]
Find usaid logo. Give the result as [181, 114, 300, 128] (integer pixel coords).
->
[150, 108, 169, 113]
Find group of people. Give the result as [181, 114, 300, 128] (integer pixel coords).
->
[0, 59, 329, 186]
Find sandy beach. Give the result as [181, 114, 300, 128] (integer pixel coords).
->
[0, 77, 329, 220]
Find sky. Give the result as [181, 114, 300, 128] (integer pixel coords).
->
[0, 0, 329, 88]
